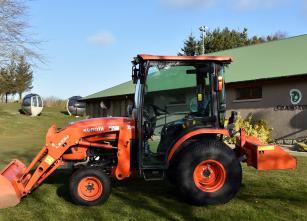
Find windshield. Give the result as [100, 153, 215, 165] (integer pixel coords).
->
[142, 60, 213, 154]
[145, 61, 212, 117]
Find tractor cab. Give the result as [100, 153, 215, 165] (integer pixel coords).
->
[131, 55, 232, 170]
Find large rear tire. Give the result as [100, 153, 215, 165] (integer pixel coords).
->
[175, 140, 242, 205]
[166, 160, 178, 185]
[69, 168, 111, 206]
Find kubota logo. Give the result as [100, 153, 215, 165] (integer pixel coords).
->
[83, 126, 104, 133]
[290, 89, 302, 105]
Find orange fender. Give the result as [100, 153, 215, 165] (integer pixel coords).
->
[167, 128, 230, 161]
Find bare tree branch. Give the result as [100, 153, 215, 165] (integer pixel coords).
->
[0, 0, 44, 66]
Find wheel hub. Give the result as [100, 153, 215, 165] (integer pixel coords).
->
[86, 183, 94, 191]
[202, 168, 211, 177]
[77, 176, 103, 201]
[193, 160, 226, 192]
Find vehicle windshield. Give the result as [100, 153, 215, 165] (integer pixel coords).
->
[145, 61, 212, 114]
[142, 60, 213, 154]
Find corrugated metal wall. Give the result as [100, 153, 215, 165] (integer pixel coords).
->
[85, 96, 133, 117]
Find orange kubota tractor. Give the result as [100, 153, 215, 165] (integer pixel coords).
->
[0, 54, 296, 208]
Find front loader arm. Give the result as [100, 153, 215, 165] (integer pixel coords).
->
[0, 124, 87, 208]
[0, 118, 135, 209]
[15, 124, 82, 196]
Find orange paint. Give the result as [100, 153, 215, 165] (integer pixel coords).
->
[218, 76, 224, 91]
[167, 128, 230, 161]
[238, 129, 296, 170]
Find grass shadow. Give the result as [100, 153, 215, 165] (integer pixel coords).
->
[51, 173, 207, 221]
[111, 178, 208, 221]
[60, 111, 70, 116]
[18, 109, 26, 115]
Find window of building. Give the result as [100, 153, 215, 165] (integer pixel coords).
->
[235, 86, 262, 100]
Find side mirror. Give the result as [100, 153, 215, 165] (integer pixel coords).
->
[132, 66, 139, 84]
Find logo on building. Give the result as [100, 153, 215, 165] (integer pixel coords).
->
[289, 89, 302, 105]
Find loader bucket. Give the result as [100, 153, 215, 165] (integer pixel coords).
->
[0, 159, 27, 209]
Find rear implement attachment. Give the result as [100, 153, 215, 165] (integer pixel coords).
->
[238, 129, 297, 170]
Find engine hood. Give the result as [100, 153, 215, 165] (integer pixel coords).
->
[61, 117, 135, 133]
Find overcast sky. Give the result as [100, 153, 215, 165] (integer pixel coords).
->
[28, 0, 307, 99]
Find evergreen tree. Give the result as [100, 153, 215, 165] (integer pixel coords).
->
[0, 62, 17, 103]
[0, 56, 33, 102]
[15, 56, 33, 100]
[178, 33, 201, 56]
[204, 27, 249, 53]
[179, 27, 286, 55]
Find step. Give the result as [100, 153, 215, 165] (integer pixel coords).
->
[142, 169, 165, 181]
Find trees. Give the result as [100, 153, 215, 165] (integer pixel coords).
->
[0, 63, 17, 103]
[203, 27, 249, 53]
[0, 0, 38, 102]
[179, 27, 286, 55]
[178, 34, 201, 56]
[15, 56, 33, 100]
[0, 56, 33, 102]
[0, 0, 42, 65]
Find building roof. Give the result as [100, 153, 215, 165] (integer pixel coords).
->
[214, 34, 307, 83]
[83, 81, 134, 100]
[83, 34, 307, 100]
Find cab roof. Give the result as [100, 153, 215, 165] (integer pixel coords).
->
[138, 54, 233, 63]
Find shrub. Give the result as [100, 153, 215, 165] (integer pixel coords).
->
[296, 141, 307, 152]
[227, 113, 273, 144]
[44, 96, 66, 108]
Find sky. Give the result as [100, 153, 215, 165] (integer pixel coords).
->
[26, 0, 307, 99]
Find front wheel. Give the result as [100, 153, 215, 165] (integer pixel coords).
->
[176, 140, 242, 205]
[69, 168, 111, 206]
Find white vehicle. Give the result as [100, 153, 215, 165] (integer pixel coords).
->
[21, 94, 43, 116]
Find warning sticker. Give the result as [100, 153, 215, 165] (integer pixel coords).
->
[44, 155, 55, 165]
[258, 145, 275, 151]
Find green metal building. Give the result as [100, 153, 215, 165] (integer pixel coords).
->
[82, 34, 307, 144]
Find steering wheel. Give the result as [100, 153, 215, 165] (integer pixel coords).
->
[143, 105, 156, 139]
[189, 97, 211, 114]
[143, 104, 168, 139]
[150, 104, 169, 116]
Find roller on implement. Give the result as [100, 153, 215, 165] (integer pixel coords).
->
[0, 54, 296, 209]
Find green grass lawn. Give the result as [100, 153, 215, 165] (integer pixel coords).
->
[0, 103, 306, 221]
